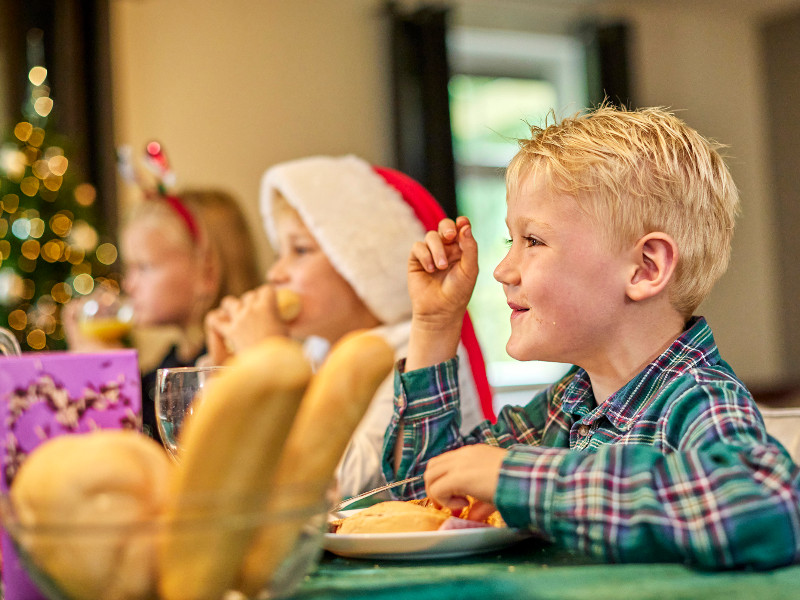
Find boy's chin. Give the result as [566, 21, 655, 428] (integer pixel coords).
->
[505, 342, 536, 362]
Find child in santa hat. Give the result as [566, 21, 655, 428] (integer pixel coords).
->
[204, 155, 494, 498]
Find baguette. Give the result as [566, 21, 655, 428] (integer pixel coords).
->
[158, 336, 312, 600]
[9, 431, 172, 600]
[237, 329, 395, 596]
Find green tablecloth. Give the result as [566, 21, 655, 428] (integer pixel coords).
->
[291, 539, 800, 600]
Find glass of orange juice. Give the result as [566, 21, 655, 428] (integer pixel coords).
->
[77, 288, 134, 344]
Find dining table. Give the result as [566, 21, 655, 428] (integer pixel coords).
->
[289, 538, 800, 600]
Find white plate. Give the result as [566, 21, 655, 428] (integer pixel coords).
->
[324, 510, 531, 560]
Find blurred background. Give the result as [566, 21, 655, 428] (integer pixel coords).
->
[1, 0, 799, 409]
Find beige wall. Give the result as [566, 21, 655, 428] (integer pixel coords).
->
[110, 0, 796, 386]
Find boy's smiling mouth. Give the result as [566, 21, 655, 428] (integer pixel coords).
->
[508, 301, 529, 318]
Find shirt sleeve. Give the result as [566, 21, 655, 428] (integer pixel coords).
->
[381, 357, 563, 498]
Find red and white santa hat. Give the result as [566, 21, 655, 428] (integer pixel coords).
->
[260, 155, 495, 420]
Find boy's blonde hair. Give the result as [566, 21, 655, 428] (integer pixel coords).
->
[506, 104, 739, 317]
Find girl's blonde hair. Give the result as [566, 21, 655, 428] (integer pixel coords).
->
[123, 189, 261, 313]
[506, 104, 740, 318]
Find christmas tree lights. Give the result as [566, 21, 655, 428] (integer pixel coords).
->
[0, 30, 121, 351]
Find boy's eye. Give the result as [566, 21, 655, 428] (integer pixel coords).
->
[504, 236, 542, 248]
[293, 244, 315, 256]
[523, 236, 541, 247]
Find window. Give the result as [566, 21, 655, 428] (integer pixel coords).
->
[448, 28, 589, 403]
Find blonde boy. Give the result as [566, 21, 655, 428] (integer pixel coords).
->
[383, 105, 800, 569]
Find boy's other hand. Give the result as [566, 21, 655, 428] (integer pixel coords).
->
[423, 444, 506, 522]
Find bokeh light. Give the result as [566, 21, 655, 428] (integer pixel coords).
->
[21, 279, 35, 299]
[11, 218, 31, 239]
[34, 97, 54, 118]
[96, 243, 118, 265]
[2, 194, 20, 213]
[21, 240, 40, 260]
[14, 122, 33, 142]
[69, 220, 99, 251]
[43, 174, 62, 191]
[26, 329, 46, 350]
[42, 239, 65, 262]
[73, 183, 96, 207]
[51, 282, 72, 303]
[28, 66, 47, 86]
[20, 177, 40, 196]
[48, 155, 68, 176]
[27, 128, 45, 148]
[29, 217, 44, 238]
[8, 309, 27, 330]
[72, 272, 95, 295]
[50, 213, 72, 237]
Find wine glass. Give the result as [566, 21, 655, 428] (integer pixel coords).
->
[155, 366, 224, 462]
[77, 288, 134, 344]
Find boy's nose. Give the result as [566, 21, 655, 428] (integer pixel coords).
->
[266, 259, 288, 284]
[493, 252, 519, 286]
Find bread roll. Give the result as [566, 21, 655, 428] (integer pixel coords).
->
[9, 430, 172, 600]
[276, 288, 301, 322]
[337, 501, 449, 534]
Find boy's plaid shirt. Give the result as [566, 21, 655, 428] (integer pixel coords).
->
[382, 317, 800, 569]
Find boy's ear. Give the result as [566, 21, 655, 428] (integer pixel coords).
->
[626, 232, 679, 302]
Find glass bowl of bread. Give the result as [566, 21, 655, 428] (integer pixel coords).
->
[0, 431, 329, 600]
[1, 331, 398, 600]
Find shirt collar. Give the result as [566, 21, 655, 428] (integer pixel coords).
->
[560, 316, 720, 431]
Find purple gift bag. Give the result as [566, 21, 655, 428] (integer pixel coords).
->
[0, 350, 142, 600]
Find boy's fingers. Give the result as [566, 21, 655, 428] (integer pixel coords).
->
[454, 215, 471, 230]
[437, 218, 458, 241]
[458, 224, 479, 280]
[423, 231, 449, 269]
[410, 240, 437, 273]
[463, 501, 496, 523]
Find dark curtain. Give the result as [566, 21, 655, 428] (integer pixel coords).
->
[0, 0, 117, 236]
[386, 2, 457, 219]
[582, 21, 634, 108]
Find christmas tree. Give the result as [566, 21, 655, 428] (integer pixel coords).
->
[0, 31, 121, 352]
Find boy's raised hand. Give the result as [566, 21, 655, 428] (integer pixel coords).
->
[405, 216, 478, 370]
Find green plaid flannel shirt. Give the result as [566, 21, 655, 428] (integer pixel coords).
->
[382, 317, 800, 569]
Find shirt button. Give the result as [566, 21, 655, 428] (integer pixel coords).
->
[577, 424, 591, 437]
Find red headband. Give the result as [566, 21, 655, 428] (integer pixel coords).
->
[144, 141, 200, 242]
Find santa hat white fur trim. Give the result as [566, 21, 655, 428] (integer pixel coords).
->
[260, 155, 426, 325]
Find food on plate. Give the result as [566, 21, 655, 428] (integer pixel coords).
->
[336, 501, 449, 534]
[237, 329, 395, 596]
[331, 497, 506, 534]
[158, 336, 312, 600]
[8, 430, 173, 600]
[276, 287, 302, 322]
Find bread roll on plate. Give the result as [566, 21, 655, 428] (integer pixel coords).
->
[337, 501, 449, 534]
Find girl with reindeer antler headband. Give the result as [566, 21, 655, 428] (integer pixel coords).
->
[64, 142, 261, 442]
